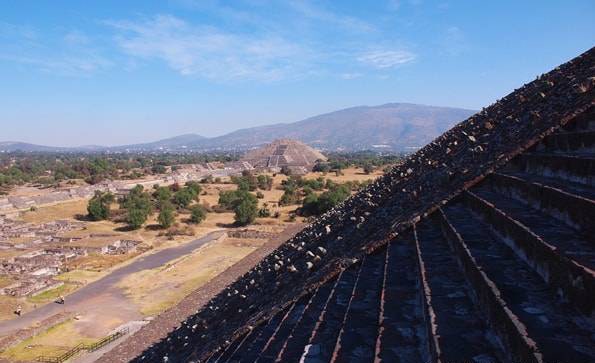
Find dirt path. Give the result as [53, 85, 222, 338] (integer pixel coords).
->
[96, 223, 305, 363]
[0, 230, 226, 337]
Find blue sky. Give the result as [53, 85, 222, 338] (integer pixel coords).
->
[1, 0, 593, 146]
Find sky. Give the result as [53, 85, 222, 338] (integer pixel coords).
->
[0, 0, 593, 147]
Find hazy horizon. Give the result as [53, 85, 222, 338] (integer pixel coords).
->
[1, 101, 479, 148]
[1, 0, 594, 146]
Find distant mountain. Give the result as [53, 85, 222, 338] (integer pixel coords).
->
[0, 103, 476, 153]
[198, 103, 475, 151]
[0, 142, 66, 153]
[0, 134, 207, 153]
[111, 134, 207, 152]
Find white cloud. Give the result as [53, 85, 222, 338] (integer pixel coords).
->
[0, 22, 111, 76]
[106, 14, 309, 81]
[357, 50, 416, 69]
[288, 1, 375, 33]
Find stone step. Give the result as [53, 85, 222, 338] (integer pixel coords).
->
[415, 219, 505, 362]
[443, 203, 595, 362]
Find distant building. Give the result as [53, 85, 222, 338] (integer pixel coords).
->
[240, 139, 327, 172]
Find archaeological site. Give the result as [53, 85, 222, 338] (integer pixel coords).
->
[97, 48, 595, 363]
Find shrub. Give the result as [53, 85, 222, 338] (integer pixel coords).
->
[257, 174, 273, 190]
[258, 202, 271, 218]
[158, 202, 176, 229]
[185, 181, 202, 195]
[189, 205, 207, 224]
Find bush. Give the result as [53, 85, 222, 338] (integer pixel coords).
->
[257, 174, 273, 190]
[189, 205, 207, 224]
[185, 181, 202, 195]
[258, 202, 271, 218]
[256, 191, 265, 199]
[313, 163, 331, 173]
[279, 185, 300, 206]
[173, 187, 197, 208]
[280, 166, 291, 176]
[151, 165, 167, 174]
[300, 184, 350, 216]
[363, 163, 375, 174]
[158, 202, 176, 229]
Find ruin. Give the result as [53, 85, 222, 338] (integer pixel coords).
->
[98, 47, 595, 363]
[0, 161, 252, 214]
[0, 215, 143, 297]
[241, 139, 327, 173]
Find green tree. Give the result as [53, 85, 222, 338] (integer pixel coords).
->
[300, 184, 350, 216]
[279, 185, 300, 206]
[121, 185, 152, 229]
[151, 164, 167, 174]
[189, 205, 207, 224]
[185, 181, 202, 195]
[158, 202, 176, 229]
[234, 198, 258, 226]
[128, 208, 148, 229]
[363, 163, 374, 174]
[313, 163, 331, 173]
[173, 188, 195, 208]
[218, 190, 253, 210]
[235, 178, 250, 191]
[153, 186, 172, 206]
[87, 191, 114, 221]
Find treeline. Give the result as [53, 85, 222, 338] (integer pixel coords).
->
[217, 171, 274, 225]
[278, 175, 372, 217]
[0, 152, 240, 194]
[87, 181, 207, 232]
[314, 151, 404, 174]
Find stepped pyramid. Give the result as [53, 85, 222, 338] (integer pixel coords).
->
[241, 139, 327, 170]
[101, 47, 594, 363]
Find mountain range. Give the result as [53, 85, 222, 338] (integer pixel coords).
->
[1, 103, 476, 153]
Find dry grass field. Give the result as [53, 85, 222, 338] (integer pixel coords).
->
[117, 236, 266, 317]
[0, 318, 95, 362]
[21, 199, 88, 224]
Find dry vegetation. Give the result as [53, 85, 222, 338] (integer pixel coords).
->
[117, 237, 266, 317]
[0, 167, 387, 360]
[0, 319, 95, 362]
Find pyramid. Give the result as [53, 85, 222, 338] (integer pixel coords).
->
[241, 139, 327, 170]
[100, 48, 595, 363]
